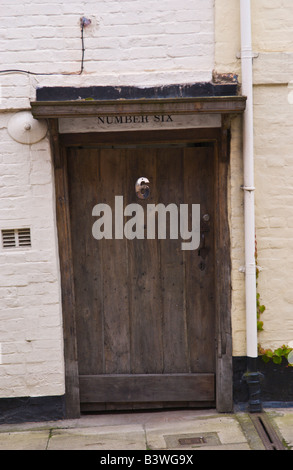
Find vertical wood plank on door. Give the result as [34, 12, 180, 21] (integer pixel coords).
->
[216, 122, 233, 411]
[54, 145, 80, 418]
[99, 149, 131, 374]
[68, 148, 104, 375]
[156, 148, 188, 373]
[184, 147, 215, 373]
[125, 148, 164, 374]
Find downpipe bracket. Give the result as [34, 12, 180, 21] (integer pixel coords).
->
[241, 185, 255, 192]
[236, 51, 259, 60]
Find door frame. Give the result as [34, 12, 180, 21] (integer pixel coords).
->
[32, 96, 245, 417]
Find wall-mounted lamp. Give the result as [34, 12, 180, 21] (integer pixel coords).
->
[8, 111, 47, 144]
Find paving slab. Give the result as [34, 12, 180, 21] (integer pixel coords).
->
[145, 413, 251, 450]
[266, 408, 293, 450]
[0, 430, 50, 450]
[47, 424, 146, 450]
[236, 412, 266, 450]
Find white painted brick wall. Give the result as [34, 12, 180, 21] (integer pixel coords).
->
[0, 1, 215, 398]
[216, 1, 293, 356]
[253, 85, 293, 351]
[230, 86, 293, 355]
[0, 113, 64, 398]
[0, 0, 215, 109]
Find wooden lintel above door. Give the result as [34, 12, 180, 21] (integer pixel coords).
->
[31, 96, 246, 119]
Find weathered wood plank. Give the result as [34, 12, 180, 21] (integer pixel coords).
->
[184, 147, 215, 373]
[156, 148, 188, 373]
[79, 374, 215, 403]
[67, 148, 104, 375]
[215, 120, 233, 412]
[59, 128, 222, 147]
[53, 146, 80, 418]
[125, 148, 164, 374]
[100, 149, 131, 374]
[31, 96, 246, 119]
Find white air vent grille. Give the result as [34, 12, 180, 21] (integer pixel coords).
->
[2, 228, 31, 249]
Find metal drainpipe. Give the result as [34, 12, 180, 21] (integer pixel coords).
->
[240, 0, 262, 412]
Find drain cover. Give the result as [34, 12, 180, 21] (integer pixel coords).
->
[178, 437, 206, 446]
[249, 413, 286, 451]
[164, 432, 220, 448]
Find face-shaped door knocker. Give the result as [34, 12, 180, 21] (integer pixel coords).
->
[135, 177, 150, 199]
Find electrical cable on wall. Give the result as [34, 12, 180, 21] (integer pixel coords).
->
[0, 17, 91, 76]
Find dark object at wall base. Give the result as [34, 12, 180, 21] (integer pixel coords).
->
[233, 356, 293, 410]
[0, 396, 65, 424]
[243, 357, 263, 413]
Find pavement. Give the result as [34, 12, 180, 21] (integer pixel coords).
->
[0, 407, 292, 451]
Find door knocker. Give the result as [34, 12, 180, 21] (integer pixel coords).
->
[135, 177, 150, 199]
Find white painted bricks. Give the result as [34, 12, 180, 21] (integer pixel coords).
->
[0, 113, 64, 398]
[0, 0, 215, 108]
[216, 1, 293, 355]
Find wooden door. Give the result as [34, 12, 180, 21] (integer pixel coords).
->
[67, 144, 216, 411]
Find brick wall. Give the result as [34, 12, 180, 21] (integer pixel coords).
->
[0, 0, 214, 109]
[0, 114, 64, 397]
